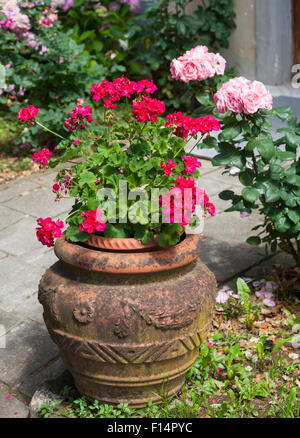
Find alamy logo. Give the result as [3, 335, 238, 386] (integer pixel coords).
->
[0, 325, 6, 348]
[291, 64, 300, 88]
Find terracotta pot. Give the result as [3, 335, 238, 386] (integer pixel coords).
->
[38, 234, 216, 407]
[85, 234, 161, 252]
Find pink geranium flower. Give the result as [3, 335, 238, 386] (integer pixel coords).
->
[18, 105, 40, 122]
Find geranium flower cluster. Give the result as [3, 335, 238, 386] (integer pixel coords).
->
[161, 175, 215, 226]
[37, 7, 58, 28]
[165, 112, 221, 139]
[132, 96, 165, 123]
[17, 104, 40, 122]
[214, 77, 273, 114]
[36, 217, 64, 247]
[182, 155, 202, 174]
[90, 77, 157, 109]
[170, 45, 226, 83]
[63, 105, 93, 132]
[160, 159, 177, 176]
[79, 208, 106, 234]
[52, 169, 72, 200]
[32, 148, 52, 168]
[0, 10, 13, 28]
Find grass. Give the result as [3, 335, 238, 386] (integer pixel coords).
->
[39, 275, 300, 419]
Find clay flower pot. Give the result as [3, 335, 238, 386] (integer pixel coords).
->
[38, 234, 216, 407]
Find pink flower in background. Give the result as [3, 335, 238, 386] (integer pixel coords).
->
[120, 0, 140, 13]
[72, 138, 81, 146]
[32, 148, 52, 168]
[214, 77, 273, 114]
[18, 105, 40, 121]
[36, 217, 64, 247]
[170, 45, 226, 82]
[64, 105, 93, 132]
[0, 10, 13, 28]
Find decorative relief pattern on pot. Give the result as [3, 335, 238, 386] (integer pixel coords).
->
[113, 296, 204, 338]
[38, 283, 61, 322]
[50, 326, 209, 364]
[73, 302, 95, 324]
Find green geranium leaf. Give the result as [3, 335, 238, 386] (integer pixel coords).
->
[78, 171, 96, 187]
[103, 224, 130, 238]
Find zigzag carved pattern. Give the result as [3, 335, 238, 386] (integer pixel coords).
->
[51, 327, 206, 364]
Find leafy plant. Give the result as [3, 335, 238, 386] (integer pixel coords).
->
[0, 0, 103, 148]
[214, 107, 300, 269]
[237, 278, 262, 330]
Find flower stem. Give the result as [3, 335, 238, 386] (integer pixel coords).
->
[36, 121, 65, 140]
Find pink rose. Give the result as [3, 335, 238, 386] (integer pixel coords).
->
[252, 81, 273, 110]
[241, 89, 262, 114]
[180, 59, 201, 82]
[170, 58, 183, 80]
[213, 53, 226, 75]
[214, 89, 228, 113]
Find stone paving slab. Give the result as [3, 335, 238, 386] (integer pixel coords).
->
[16, 358, 66, 399]
[0, 205, 25, 230]
[0, 256, 44, 311]
[0, 217, 44, 257]
[13, 293, 44, 325]
[0, 308, 24, 335]
[0, 321, 58, 387]
[204, 210, 265, 246]
[0, 383, 29, 418]
[4, 186, 74, 218]
[0, 179, 40, 203]
[199, 236, 266, 283]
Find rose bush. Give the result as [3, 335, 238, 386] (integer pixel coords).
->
[18, 76, 221, 247]
[170, 46, 300, 268]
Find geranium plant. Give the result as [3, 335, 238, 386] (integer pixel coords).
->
[18, 76, 221, 248]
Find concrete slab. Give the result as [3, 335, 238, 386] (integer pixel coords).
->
[199, 236, 266, 284]
[0, 256, 43, 311]
[203, 210, 264, 246]
[0, 321, 58, 386]
[0, 382, 29, 418]
[0, 217, 45, 256]
[16, 357, 66, 399]
[0, 205, 25, 231]
[3, 187, 74, 218]
[0, 179, 40, 203]
[14, 293, 44, 325]
[0, 309, 24, 335]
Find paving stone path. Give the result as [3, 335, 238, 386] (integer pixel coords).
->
[0, 159, 294, 417]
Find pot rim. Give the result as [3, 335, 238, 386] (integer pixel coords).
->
[54, 233, 201, 274]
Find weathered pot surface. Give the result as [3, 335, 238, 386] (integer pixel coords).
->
[38, 233, 216, 407]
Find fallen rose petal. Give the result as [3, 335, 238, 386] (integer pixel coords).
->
[263, 298, 276, 307]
